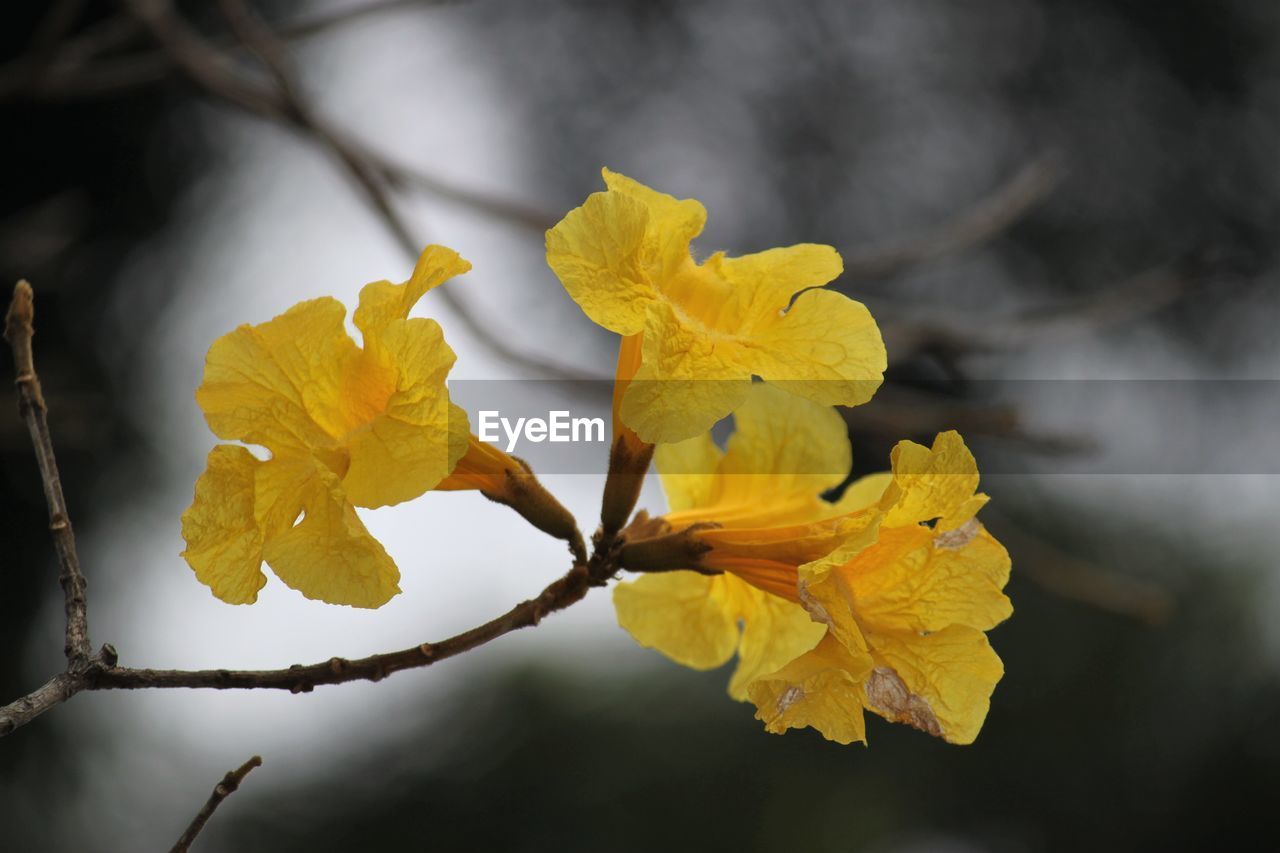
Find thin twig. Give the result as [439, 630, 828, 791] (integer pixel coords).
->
[92, 562, 594, 693]
[842, 152, 1065, 282]
[4, 281, 91, 666]
[0, 2, 440, 100]
[169, 755, 263, 853]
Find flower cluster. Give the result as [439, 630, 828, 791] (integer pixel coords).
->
[183, 168, 1011, 745]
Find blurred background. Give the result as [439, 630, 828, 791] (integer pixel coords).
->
[2, 0, 1279, 850]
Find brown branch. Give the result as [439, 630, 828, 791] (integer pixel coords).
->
[1, 560, 596, 735]
[842, 152, 1064, 282]
[170, 755, 263, 853]
[4, 281, 91, 666]
[0, 672, 82, 736]
[1, 274, 601, 739]
[93, 562, 595, 693]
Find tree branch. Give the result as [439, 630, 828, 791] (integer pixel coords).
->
[169, 755, 262, 853]
[93, 562, 594, 693]
[120, 0, 597, 381]
[841, 152, 1064, 282]
[4, 281, 91, 667]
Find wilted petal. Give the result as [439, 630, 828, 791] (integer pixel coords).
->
[748, 634, 873, 745]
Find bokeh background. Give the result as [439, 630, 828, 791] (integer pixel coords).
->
[3, 1, 1279, 850]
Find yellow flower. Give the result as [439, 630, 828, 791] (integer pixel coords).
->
[749, 432, 1013, 745]
[613, 384, 869, 699]
[546, 169, 886, 444]
[181, 245, 473, 608]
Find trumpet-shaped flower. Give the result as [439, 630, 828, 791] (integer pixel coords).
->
[749, 432, 1012, 745]
[614, 384, 871, 698]
[546, 169, 886, 444]
[613, 383, 1011, 744]
[181, 245, 473, 608]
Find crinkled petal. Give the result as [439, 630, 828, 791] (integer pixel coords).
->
[353, 245, 470, 341]
[620, 301, 751, 443]
[546, 189, 655, 335]
[602, 168, 707, 282]
[655, 431, 723, 514]
[728, 588, 825, 700]
[196, 298, 363, 452]
[741, 288, 886, 407]
[262, 466, 401, 608]
[715, 382, 852, 513]
[253, 453, 311, 538]
[881, 431, 981, 528]
[613, 572, 739, 670]
[181, 445, 267, 605]
[709, 244, 843, 333]
[748, 634, 873, 745]
[844, 524, 1012, 634]
[864, 625, 1004, 745]
[342, 317, 465, 508]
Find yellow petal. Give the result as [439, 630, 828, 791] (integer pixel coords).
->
[727, 588, 825, 700]
[654, 431, 723, 514]
[613, 572, 741, 670]
[601, 168, 707, 282]
[709, 244, 843, 333]
[546, 189, 655, 335]
[342, 317, 466, 508]
[196, 298, 363, 453]
[620, 301, 751, 443]
[180, 445, 267, 605]
[864, 625, 1004, 745]
[253, 453, 312, 538]
[831, 471, 893, 514]
[353, 244, 470, 341]
[881, 431, 982, 528]
[714, 382, 852, 516]
[699, 514, 871, 572]
[262, 465, 401, 608]
[747, 634, 873, 745]
[842, 524, 1013, 635]
[741, 288, 886, 407]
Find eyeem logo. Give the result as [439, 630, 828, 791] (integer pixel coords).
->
[478, 410, 606, 453]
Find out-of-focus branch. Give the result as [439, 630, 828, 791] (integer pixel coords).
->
[879, 262, 1193, 361]
[118, 0, 595, 380]
[985, 509, 1175, 626]
[842, 152, 1065, 281]
[169, 755, 263, 853]
[4, 281, 91, 666]
[842, 385, 1097, 456]
[0, 2, 441, 100]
